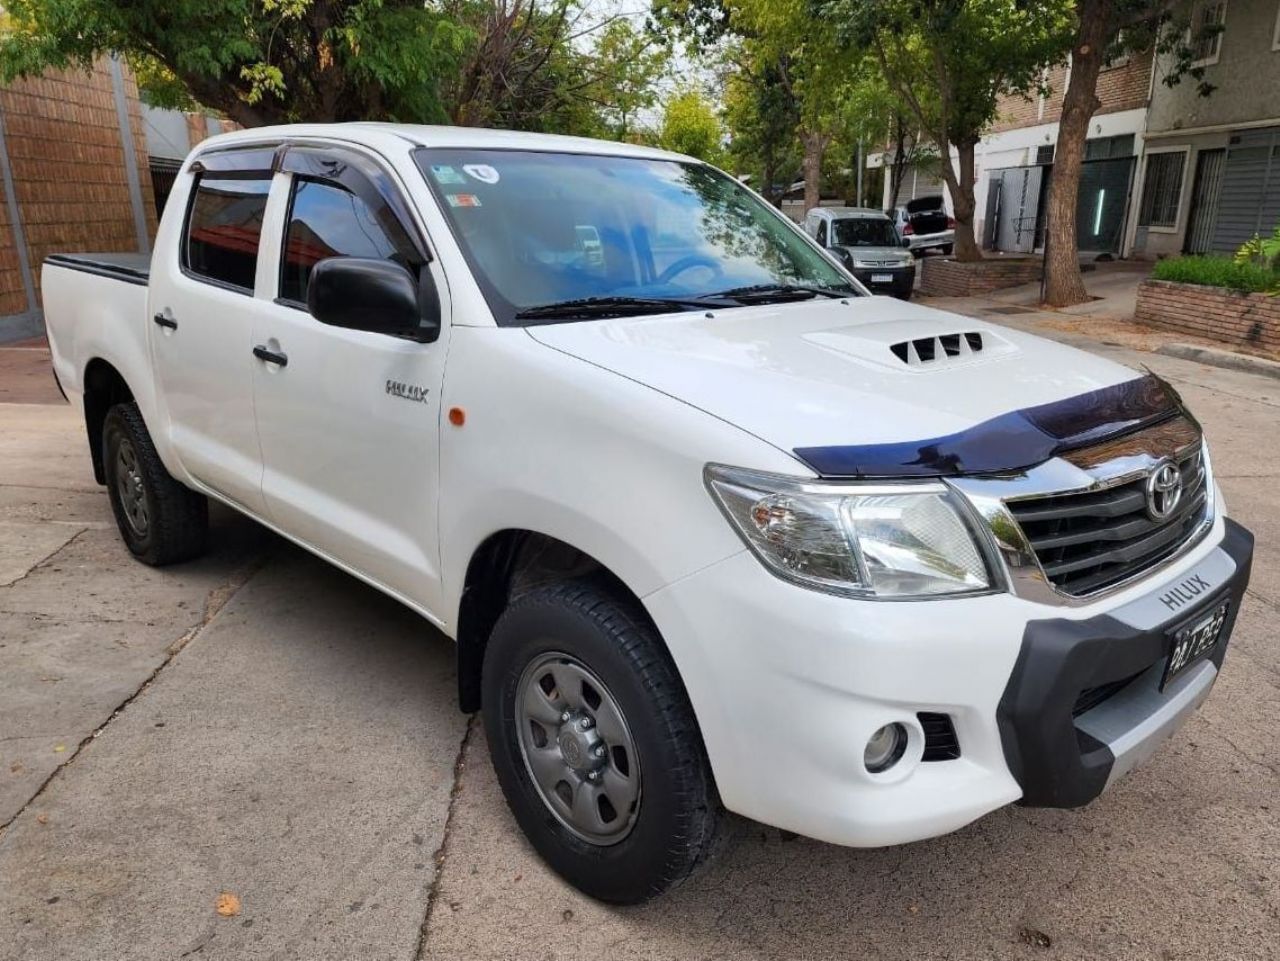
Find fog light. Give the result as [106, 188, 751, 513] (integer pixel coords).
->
[864, 723, 908, 773]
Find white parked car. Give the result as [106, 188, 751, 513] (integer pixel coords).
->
[888, 195, 955, 255]
[42, 125, 1253, 904]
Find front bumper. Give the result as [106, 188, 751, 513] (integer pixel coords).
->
[644, 516, 1253, 848]
[906, 230, 954, 251]
[999, 517, 1253, 808]
[851, 265, 916, 298]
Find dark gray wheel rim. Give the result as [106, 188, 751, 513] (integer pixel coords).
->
[114, 436, 149, 537]
[515, 651, 641, 845]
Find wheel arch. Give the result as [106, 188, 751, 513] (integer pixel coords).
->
[82, 357, 135, 484]
[455, 529, 662, 713]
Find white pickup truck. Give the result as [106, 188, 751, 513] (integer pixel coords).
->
[43, 125, 1253, 904]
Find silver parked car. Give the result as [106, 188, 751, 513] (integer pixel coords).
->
[804, 206, 915, 299]
[888, 195, 954, 256]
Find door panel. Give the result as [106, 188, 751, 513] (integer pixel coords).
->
[148, 173, 271, 513]
[251, 167, 448, 613]
[1185, 149, 1225, 254]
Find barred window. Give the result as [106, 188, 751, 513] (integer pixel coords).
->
[1139, 152, 1186, 229]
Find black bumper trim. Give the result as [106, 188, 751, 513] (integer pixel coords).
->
[996, 518, 1254, 808]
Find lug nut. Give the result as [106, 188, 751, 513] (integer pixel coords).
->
[587, 770, 600, 782]
[594, 745, 607, 758]
[578, 717, 593, 730]
[560, 711, 572, 723]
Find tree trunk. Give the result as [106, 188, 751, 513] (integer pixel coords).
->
[1043, 0, 1110, 306]
[888, 114, 908, 209]
[801, 130, 828, 213]
[937, 139, 981, 261]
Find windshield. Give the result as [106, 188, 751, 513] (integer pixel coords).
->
[831, 218, 900, 248]
[414, 148, 853, 324]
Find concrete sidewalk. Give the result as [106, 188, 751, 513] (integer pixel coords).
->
[2, 337, 1278, 961]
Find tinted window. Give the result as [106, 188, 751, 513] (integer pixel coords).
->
[184, 177, 271, 291]
[280, 178, 422, 305]
[816, 221, 828, 246]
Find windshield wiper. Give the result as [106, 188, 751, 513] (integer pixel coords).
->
[514, 295, 712, 321]
[698, 283, 854, 303]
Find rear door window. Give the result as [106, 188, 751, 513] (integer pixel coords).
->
[183, 177, 271, 292]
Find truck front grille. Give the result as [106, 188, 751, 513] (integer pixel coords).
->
[1007, 447, 1209, 597]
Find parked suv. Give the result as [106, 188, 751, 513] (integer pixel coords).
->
[42, 125, 1253, 904]
[889, 195, 955, 255]
[804, 206, 915, 299]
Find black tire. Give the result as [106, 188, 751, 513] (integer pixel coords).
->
[482, 580, 721, 904]
[941, 243, 954, 256]
[102, 401, 208, 566]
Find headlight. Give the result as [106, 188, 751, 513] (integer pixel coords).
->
[705, 464, 996, 599]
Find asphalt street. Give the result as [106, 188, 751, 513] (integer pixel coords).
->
[0, 329, 1277, 961]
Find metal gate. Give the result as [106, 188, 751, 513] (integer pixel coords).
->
[986, 166, 1043, 253]
[1184, 148, 1225, 254]
[1211, 126, 1280, 253]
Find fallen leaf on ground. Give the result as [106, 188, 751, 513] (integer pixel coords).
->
[35, 813, 48, 824]
[52, 745, 66, 753]
[215, 892, 241, 917]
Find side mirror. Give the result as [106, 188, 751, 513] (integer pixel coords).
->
[307, 257, 441, 343]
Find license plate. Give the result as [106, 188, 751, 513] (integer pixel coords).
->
[1161, 600, 1229, 690]
[871, 273, 893, 283]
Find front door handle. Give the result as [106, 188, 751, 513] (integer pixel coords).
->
[252, 345, 288, 367]
[153, 312, 178, 330]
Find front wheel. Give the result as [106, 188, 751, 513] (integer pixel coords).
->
[482, 581, 721, 903]
[941, 243, 954, 256]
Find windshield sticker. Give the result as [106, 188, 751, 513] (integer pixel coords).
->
[463, 164, 500, 184]
[446, 193, 482, 208]
[430, 165, 466, 185]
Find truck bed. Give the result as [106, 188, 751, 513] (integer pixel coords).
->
[44, 252, 150, 286]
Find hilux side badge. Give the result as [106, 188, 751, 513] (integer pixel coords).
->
[386, 380, 430, 404]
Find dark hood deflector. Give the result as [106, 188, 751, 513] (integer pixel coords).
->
[793, 374, 1183, 479]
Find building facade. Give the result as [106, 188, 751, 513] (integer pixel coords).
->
[1127, 0, 1280, 258]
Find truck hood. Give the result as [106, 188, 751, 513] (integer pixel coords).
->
[526, 298, 1139, 463]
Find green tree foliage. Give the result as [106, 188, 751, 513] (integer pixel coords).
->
[658, 88, 725, 162]
[586, 18, 670, 140]
[0, 0, 474, 126]
[722, 53, 801, 203]
[0, 0, 672, 136]
[820, 0, 1074, 260]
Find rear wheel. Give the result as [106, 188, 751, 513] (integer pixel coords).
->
[103, 402, 208, 565]
[482, 580, 721, 903]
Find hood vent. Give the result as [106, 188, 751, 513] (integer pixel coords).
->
[890, 331, 984, 366]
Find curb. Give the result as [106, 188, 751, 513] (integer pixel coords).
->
[1156, 343, 1280, 380]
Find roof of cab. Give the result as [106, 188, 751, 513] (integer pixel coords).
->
[191, 122, 692, 164]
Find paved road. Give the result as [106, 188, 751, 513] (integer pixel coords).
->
[1, 332, 1277, 961]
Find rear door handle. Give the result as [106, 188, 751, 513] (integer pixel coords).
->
[252, 345, 288, 367]
[153, 312, 178, 330]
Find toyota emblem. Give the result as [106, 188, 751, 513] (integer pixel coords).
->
[1145, 460, 1183, 521]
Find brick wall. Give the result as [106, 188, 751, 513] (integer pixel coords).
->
[990, 52, 1152, 134]
[920, 257, 1043, 297]
[0, 59, 156, 316]
[1135, 279, 1280, 353]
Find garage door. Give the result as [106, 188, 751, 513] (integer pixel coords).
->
[1210, 126, 1280, 253]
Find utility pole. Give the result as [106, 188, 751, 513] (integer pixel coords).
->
[856, 141, 864, 206]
